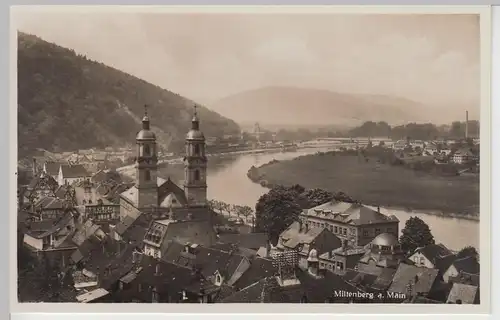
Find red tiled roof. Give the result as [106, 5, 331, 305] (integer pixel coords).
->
[414, 244, 453, 264]
[447, 283, 479, 304]
[232, 257, 277, 290]
[44, 162, 62, 176]
[25, 211, 74, 239]
[150, 219, 217, 249]
[60, 164, 90, 178]
[388, 263, 439, 295]
[34, 196, 65, 210]
[116, 214, 155, 245]
[27, 174, 58, 191]
[158, 178, 188, 205]
[217, 233, 268, 251]
[222, 269, 363, 303]
[162, 241, 247, 280]
[452, 256, 480, 275]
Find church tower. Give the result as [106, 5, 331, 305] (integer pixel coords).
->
[135, 105, 158, 209]
[184, 105, 207, 207]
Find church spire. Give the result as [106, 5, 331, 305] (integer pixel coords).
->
[142, 104, 150, 130]
[184, 104, 207, 207]
[191, 105, 199, 131]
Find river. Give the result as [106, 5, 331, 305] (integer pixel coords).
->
[202, 147, 479, 252]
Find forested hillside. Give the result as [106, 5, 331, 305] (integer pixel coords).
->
[17, 32, 240, 157]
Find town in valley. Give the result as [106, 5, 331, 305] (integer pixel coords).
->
[15, 10, 482, 306]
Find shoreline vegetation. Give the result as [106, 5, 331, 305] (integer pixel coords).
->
[247, 149, 479, 221]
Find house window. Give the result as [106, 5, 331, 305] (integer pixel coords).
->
[216, 274, 222, 284]
[145, 170, 151, 181]
[363, 230, 369, 237]
[194, 170, 200, 181]
[375, 228, 381, 234]
[343, 228, 347, 236]
[320, 262, 325, 268]
[420, 257, 425, 265]
[334, 226, 338, 233]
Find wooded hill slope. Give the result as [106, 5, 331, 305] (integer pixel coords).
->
[17, 32, 240, 157]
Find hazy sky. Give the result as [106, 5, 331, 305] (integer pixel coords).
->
[14, 10, 480, 116]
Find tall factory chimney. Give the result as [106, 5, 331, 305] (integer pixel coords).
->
[465, 110, 469, 140]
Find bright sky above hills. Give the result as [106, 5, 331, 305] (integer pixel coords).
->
[14, 9, 481, 121]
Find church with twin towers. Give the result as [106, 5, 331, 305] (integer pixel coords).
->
[114, 105, 217, 248]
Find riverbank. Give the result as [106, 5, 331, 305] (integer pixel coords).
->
[247, 153, 479, 219]
[116, 146, 297, 173]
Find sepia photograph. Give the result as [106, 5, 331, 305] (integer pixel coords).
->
[10, 5, 491, 313]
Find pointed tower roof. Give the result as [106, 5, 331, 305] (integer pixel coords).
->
[142, 104, 150, 130]
[136, 104, 156, 141]
[186, 105, 205, 141]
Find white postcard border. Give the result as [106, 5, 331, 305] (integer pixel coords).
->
[7, 4, 494, 317]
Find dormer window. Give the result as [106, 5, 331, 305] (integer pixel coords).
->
[215, 273, 222, 285]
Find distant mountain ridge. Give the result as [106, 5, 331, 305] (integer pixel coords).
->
[17, 32, 240, 157]
[210, 86, 432, 127]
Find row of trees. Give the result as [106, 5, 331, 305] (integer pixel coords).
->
[348, 121, 480, 141]
[208, 199, 254, 221]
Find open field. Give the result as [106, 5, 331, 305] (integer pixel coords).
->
[251, 153, 479, 215]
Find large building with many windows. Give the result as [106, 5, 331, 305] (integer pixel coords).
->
[300, 201, 399, 247]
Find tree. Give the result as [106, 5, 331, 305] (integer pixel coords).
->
[457, 246, 479, 260]
[221, 202, 232, 216]
[231, 204, 242, 217]
[333, 191, 356, 203]
[301, 188, 334, 208]
[255, 187, 302, 245]
[238, 205, 253, 221]
[400, 217, 435, 254]
[209, 200, 225, 215]
[207, 199, 217, 212]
